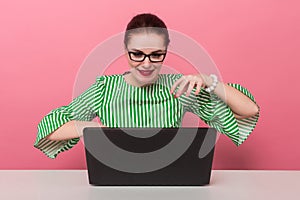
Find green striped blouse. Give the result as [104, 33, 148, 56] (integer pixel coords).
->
[34, 73, 260, 159]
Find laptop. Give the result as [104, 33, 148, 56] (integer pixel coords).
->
[83, 127, 217, 186]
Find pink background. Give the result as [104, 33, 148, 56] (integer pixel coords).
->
[1, 0, 299, 170]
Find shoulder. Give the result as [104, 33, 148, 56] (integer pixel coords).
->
[160, 73, 183, 78]
[96, 74, 122, 85]
[158, 73, 184, 83]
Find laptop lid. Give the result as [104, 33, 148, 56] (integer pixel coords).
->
[83, 127, 217, 186]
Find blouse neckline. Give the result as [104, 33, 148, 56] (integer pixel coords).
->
[121, 71, 158, 89]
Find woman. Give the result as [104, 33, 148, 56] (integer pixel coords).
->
[34, 13, 260, 159]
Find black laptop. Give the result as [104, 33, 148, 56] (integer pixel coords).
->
[83, 127, 217, 186]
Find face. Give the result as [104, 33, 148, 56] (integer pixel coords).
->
[125, 32, 167, 87]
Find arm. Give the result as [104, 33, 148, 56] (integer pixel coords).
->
[171, 73, 259, 119]
[45, 120, 105, 141]
[174, 73, 260, 146]
[203, 75, 259, 119]
[34, 76, 106, 159]
[213, 82, 259, 118]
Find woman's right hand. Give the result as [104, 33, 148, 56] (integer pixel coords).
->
[45, 120, 107, 141]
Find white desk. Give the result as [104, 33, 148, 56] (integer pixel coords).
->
[0, 170, 299, 200]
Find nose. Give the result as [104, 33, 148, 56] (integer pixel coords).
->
[142, 56, 152, 68]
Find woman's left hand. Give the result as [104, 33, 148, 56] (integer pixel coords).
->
[170, 74, 211, 98]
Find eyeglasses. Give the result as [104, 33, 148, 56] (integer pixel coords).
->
[127, 49, 167, 63]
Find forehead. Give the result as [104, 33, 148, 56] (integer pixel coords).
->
[127, 33, 165, 51]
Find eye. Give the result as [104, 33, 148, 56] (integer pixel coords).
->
[133, 52, 142, 55]
[131, 52, 144, 57]
[151, 54, 164, 58]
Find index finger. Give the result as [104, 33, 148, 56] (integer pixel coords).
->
[170, 76, 185, 93]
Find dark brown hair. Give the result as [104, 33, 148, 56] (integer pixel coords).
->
[124, 13, 170, 48]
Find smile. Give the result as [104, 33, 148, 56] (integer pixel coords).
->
[137, 69, 154, 76]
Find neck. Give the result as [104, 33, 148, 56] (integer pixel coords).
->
[123, 72, 156, 87]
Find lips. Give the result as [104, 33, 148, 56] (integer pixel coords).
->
[137, 69, 154, 76]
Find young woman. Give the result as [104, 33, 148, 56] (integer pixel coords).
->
[34, 13, 260, 159]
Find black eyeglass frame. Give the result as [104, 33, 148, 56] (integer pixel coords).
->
[126, 49, 167, 63]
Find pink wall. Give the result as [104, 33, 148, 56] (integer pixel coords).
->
[1, 0, 299, 170]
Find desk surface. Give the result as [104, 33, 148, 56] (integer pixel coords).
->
[0, 170, 299, 200]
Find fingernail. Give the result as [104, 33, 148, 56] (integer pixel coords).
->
[174, 94, 177, 98]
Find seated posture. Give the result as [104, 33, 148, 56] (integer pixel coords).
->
[34, 13, 260, 159]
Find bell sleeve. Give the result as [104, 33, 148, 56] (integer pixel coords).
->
[188, 83, 260, 146]
[33, 76, 106, 159]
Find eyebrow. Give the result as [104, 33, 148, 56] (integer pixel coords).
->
[130, 48, 166, 53]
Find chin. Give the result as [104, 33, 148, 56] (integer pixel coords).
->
[134, 70, 159, 85]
